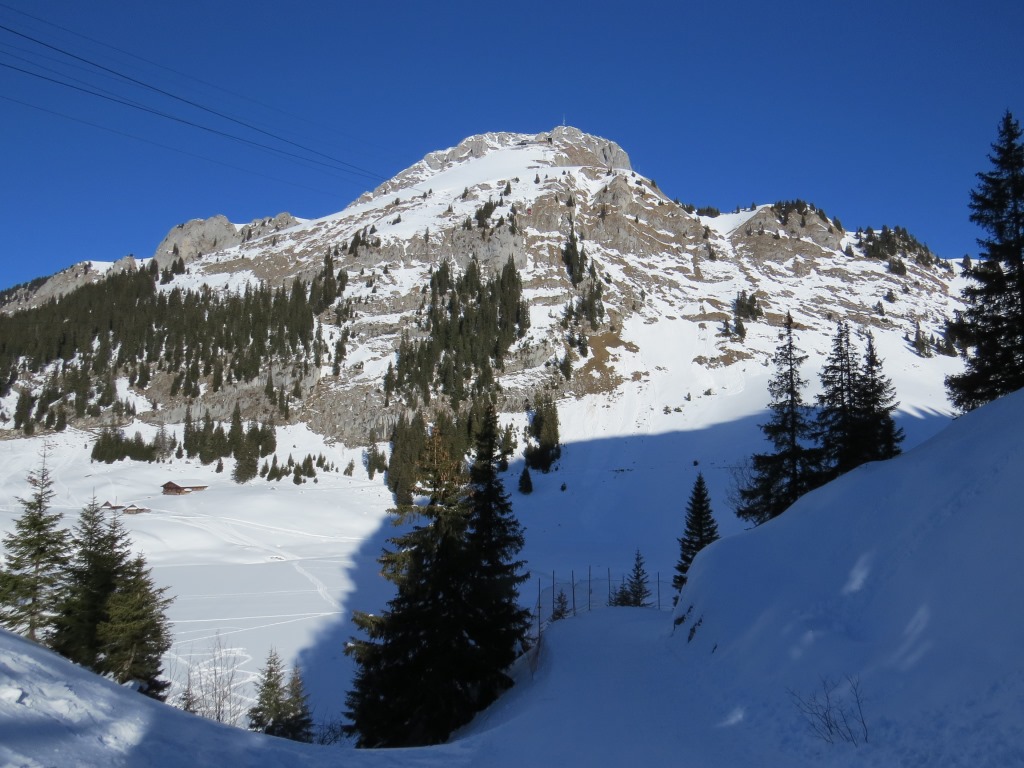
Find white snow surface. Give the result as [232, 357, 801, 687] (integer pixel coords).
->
[2, 389, 1023, 766]
[0, 126, 1011, 763]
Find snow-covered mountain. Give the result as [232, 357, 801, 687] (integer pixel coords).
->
[1, 126, 963, 444]
[3, 386, 1021, 767]
[0, 126, 989, 762]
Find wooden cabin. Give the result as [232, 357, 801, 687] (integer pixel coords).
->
[161, 481, 209, 495]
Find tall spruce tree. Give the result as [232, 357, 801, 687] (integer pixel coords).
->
[280, 665, 314, 743]
[815, 320, 861, 483]
[624, 549, 652, 607]
[96, 554, 174, 700]
[248, 648, 290, 737]
[344, 429, 479, 747]
[524, 395, 561, 472]
[0, 450, 70, 643]
[232, 438, 259, 484]
[228, 401, 245, 456]
[51, 499, 133, 667]
[853, 332, 904, 462]
[464, 406, 531, 709]
[673, 473, 719, 595]
[736, 313, 818, 525]
[947, 112, 1024, 409]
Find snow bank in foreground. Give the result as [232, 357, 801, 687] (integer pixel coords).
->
[674, 388, 1024, 765]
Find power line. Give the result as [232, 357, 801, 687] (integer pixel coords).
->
[0, 59, 381, 183]
[0, 93, 352, 199]
[0, 20, 386, 183]
[0, 0, 399, 162]
[0, 42, 162, 112]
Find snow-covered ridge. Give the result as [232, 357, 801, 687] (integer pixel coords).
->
[361, 126, 633, 203]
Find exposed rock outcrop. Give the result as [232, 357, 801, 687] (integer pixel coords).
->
[152, 213, 299, 267]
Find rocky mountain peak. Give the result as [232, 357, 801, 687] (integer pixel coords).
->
[0, 126, 964, 447]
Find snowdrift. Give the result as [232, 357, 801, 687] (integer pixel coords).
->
[674, 387, 1024, 765]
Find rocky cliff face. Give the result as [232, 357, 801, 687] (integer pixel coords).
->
[152, 212, 300, 267]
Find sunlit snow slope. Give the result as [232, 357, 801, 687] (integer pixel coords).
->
[2, 390, 1023, 767]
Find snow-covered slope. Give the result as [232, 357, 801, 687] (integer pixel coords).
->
[3, 389, 1022, 766]
[0, 125, 975, 742]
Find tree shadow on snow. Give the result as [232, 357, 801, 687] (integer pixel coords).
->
[291, 405, 955, 738]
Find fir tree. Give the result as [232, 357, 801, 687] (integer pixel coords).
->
[232, 438, 259, 484]
[280, 665, 314, 743]
[180, 672, 200, 715]
[673, 473, 719, 595]
[947, 112, 1024, 409]
[524, 395, 561, 472]
[561, 224, 586, 286]
[736, 313, 818, 525]
[624, 549, 652, 607]
[464, 406, 531, 709]
[248, 648, 288, 735]
[228, 402, 244, 456]
[96, 554, 174, 700]
[518, 465, 533, 494]
[608, 580, 630, 607]
[551, 589, 570, 621]
[0, 450, 70, 643]
[852, 332, 904, 463]
[51, 499, 132, 668]
[344, 429, 479, 747]
[815, 320, 861, 483]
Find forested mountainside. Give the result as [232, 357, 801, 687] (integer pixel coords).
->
[1, 127, 962, 454]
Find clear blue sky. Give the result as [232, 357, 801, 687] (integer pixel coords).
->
[1, 0, 1022, 291]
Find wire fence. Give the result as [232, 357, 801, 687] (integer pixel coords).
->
[526, 567, 676, 631]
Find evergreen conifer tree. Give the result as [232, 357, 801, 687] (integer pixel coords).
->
[96, 554, 174, 700]
[344, 429, 479, 747]
[464, 406, 531, 709]
[673, 473, 719, 595]
[608, 580, 630, 607]
[280, 665, 314, 743]
[947, 112, 1024, 409]
[518, 465, 533, 494]
[815, 320, 861, 483]
[232, 438, 259, 484]
[551, 589, 570, 621]
[624, 549, 652, 607]
[561, 225, 586, 286]
[852, 332, 904, 463]
[248, 648, 287, 735]
[736, 313, 818, 525]
[0, 451, 70, 643]
[524, 396, 561, 472]
[51, 499, 132, 667]
[228, 402, 244, 456]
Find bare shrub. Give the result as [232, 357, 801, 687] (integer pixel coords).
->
[176, 633, 249, 727]
[788, 675, 868, 746]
